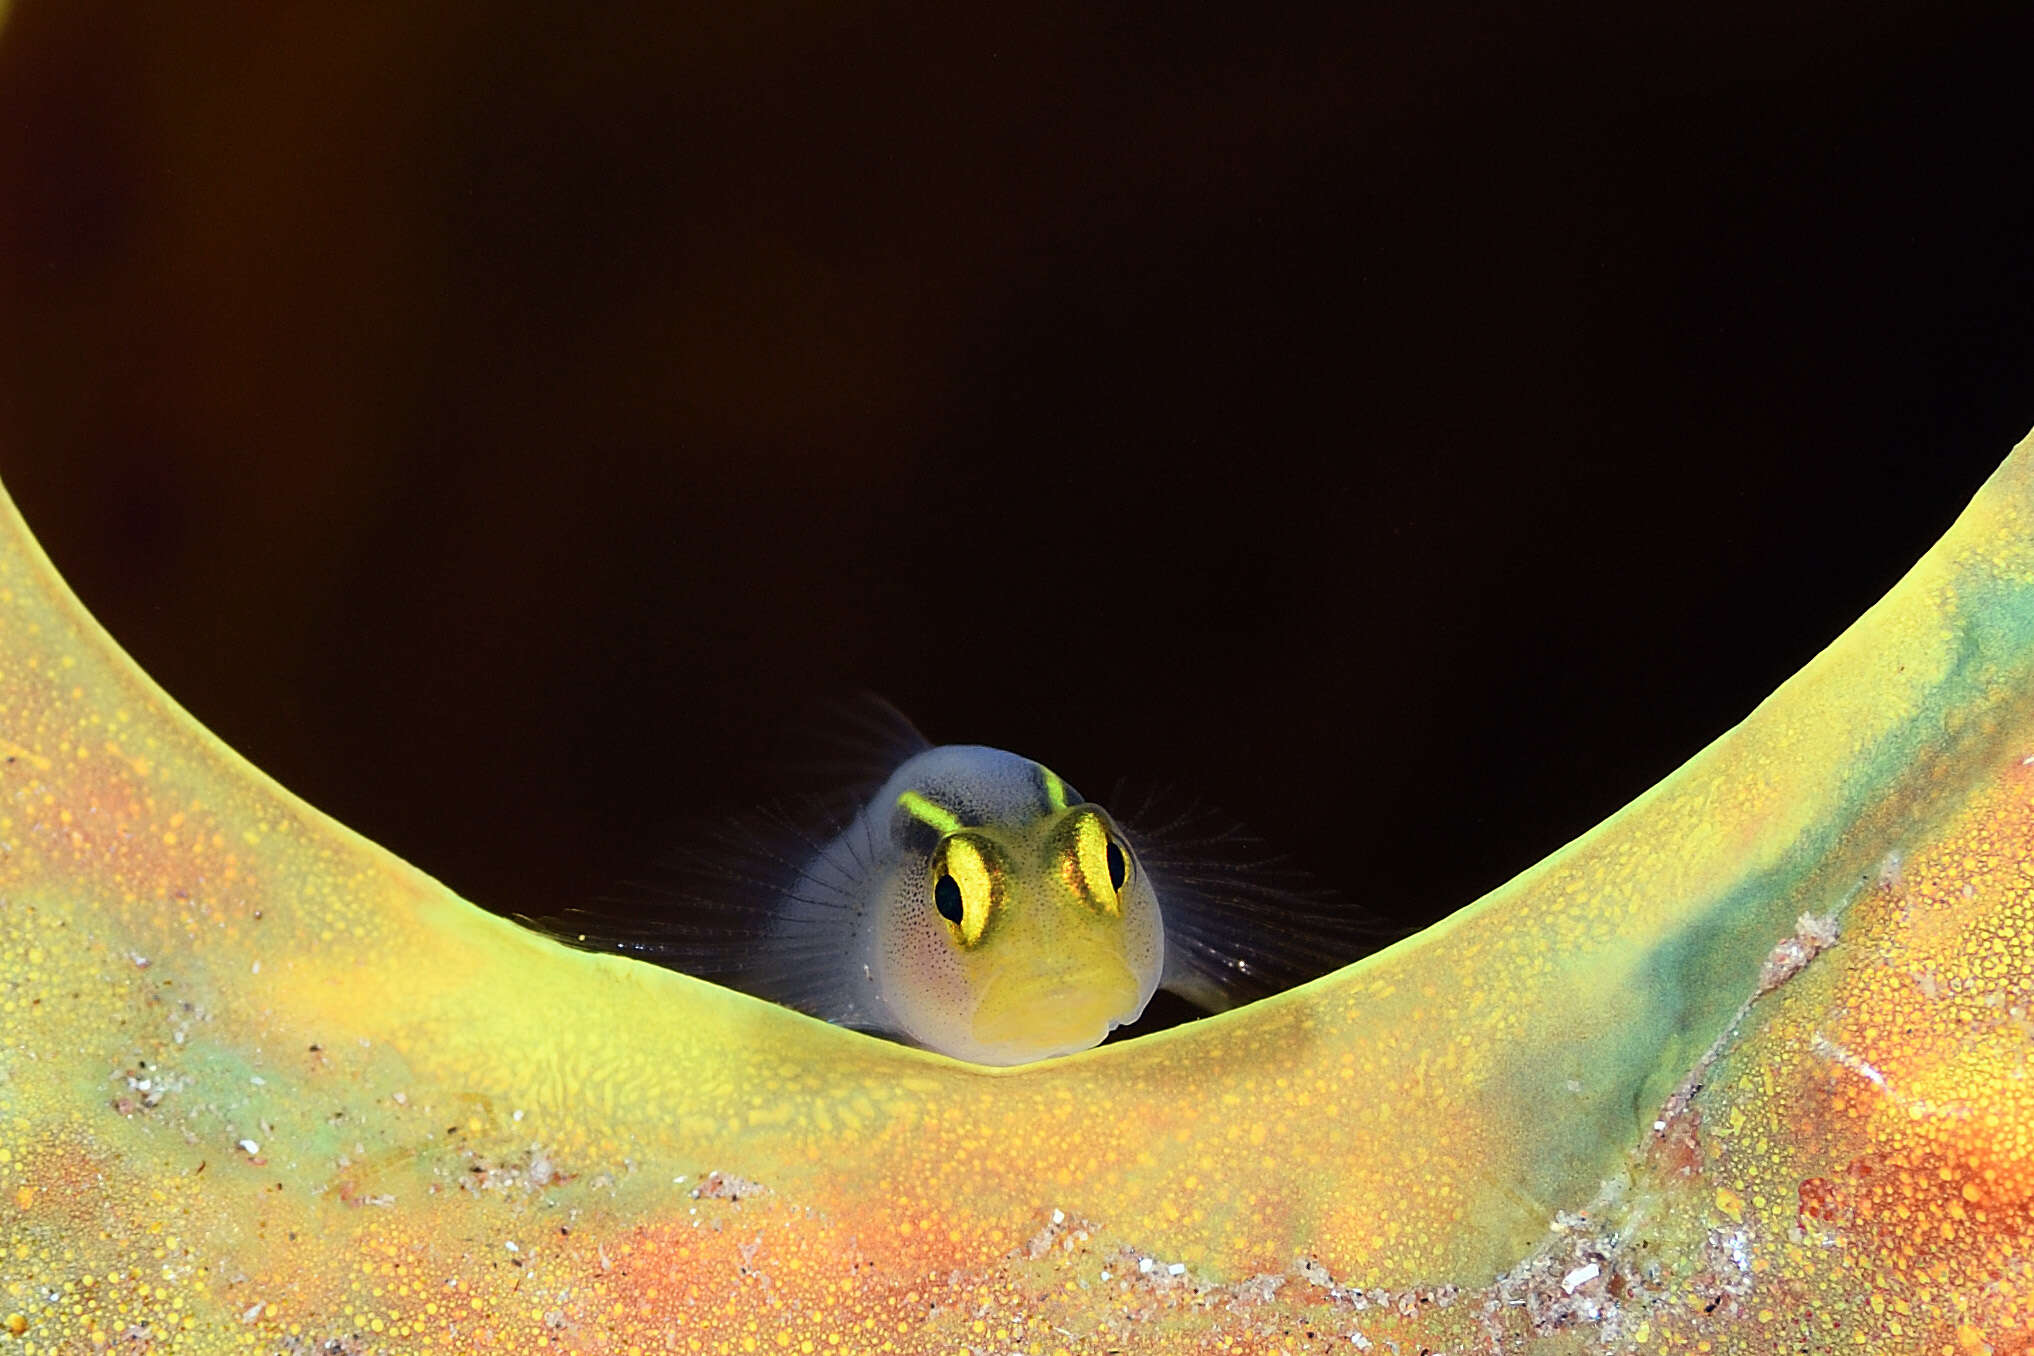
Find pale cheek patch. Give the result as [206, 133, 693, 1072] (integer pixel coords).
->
[874, 879, 981, 1053]
[1120, 880, 1166, 999]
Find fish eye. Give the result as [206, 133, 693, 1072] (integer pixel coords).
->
[928, 835, 999, 947]
[1060, 809, 1125, 916]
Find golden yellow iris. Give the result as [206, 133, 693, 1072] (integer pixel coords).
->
[1059, 809, 1122, 916]
[932, 835, 1001, 947]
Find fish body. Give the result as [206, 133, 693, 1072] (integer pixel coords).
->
[768, 745, 1165, 1065]
[548, 710, 1365, 1066]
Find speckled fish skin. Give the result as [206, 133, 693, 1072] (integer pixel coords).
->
[5, 438, 2034, 1353]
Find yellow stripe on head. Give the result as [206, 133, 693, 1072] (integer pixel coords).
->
[1040, 766, 1070, 812]
[897, 790, 962, 836]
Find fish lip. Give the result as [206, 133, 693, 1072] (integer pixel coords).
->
[969, 965, 1144, 1051]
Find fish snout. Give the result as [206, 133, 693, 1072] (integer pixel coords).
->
[969, 959, 1146, 1058]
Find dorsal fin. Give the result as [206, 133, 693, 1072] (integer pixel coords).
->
[770, 691, 931, 794]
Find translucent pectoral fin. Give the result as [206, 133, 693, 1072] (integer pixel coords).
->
[526, 795, 881, 1027]
[1122, 784, 1392, 1011]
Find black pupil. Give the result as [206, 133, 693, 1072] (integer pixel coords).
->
[1106, 840, 1127, 891]
[934, 874, 965, 924]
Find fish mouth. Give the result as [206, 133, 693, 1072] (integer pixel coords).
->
[970, 962, 1146, 1059]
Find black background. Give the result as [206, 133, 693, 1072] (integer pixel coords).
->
[0, 2, 2030, 954]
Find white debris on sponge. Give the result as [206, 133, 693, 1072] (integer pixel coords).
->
[1560, 1262, 1600, 1294]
